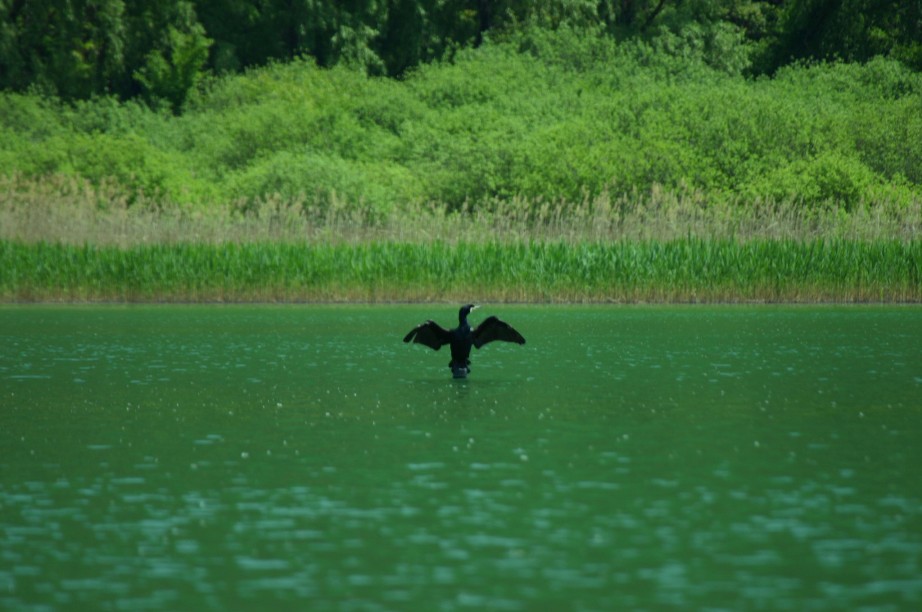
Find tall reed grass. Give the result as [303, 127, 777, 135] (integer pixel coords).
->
[3, 239, 919, 303]
[2, 174, 920, 246]
[3, 175, 919, 303]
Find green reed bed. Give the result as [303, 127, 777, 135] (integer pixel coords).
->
[2, 239, 919, 303]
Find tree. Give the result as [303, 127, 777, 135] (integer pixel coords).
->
[0, 0, 128, 98]
[761, 0, 922, 71]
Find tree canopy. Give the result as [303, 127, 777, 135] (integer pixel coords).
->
[1, 0, 920, 112]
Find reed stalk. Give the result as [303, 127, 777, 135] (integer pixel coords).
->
[2, 239, 919, 303]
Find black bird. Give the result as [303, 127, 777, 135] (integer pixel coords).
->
[403, 304, 526, 378]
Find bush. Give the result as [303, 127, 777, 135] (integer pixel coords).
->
[226, 150, 422, 214]
[743, 152, 881, 209]
[1, 29, 920, 215]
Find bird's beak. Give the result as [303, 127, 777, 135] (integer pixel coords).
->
[471, 305, 480, 310]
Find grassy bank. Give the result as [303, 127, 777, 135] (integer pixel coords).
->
[3, 239, 919, 303]
[3, 181, 920, 303]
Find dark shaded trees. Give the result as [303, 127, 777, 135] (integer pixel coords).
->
[762, 0, 922, 71]
[1, 0, 919, 110]
[0, 0, 211, 110]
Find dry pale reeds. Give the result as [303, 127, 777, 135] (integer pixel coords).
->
[2, 174, 920, 246]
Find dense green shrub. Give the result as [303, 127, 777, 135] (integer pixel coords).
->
[1, 28, 920, 215]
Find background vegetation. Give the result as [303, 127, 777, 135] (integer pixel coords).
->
[1, 1, 920, 302]
[2, 25, 921, 218]
[4, 239, 919, 303]
[3, 1, 921, 107]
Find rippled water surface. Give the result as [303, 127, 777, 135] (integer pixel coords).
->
[2, 305, 921, 610]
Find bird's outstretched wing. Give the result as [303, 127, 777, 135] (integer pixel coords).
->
[472, 316, 526, 348]
[403, 320, 452, 350]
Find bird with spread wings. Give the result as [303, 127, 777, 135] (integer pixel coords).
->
[403, 304, 526, 378]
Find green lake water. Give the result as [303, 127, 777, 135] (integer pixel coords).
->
[2, 305, 921, 610]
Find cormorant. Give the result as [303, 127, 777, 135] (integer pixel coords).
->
[403, 304, 526, 378]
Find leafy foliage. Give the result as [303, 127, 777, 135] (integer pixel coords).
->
[2, 0, 920, 110]
[1, 27, 920, 214]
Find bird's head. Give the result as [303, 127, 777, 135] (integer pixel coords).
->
[459, 304, 478, 322]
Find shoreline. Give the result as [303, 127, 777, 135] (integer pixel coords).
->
[2, 300, 920, 305]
